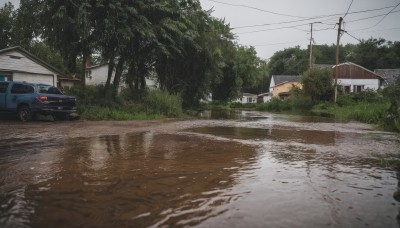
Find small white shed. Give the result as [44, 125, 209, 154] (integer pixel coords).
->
[0, 46, 65, 86]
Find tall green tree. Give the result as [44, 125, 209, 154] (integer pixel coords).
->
[268, 46, 308, 75]
[0, 2, 15, 49]
[301, 67, 333, 102]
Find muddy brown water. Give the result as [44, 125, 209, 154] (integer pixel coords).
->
[1, 110, 400, 227]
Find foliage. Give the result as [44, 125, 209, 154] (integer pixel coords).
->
[64, 85, 182, 119]
[267, 46, 308, 75]
[257, 97, 313, 112]
[143, 90, 182, 117]
[0, 2, 14, 49]
[301, 67, 333, 102]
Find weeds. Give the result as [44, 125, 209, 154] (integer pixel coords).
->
[63, 86, 182, 120]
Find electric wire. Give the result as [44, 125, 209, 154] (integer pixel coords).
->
[207, 0, 306, 18]
[343, 0, 354, 18]
[230, 5, 397, 30]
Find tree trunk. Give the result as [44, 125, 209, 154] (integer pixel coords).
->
[105, 51, 115, 91]
[112, 55, 125, 98]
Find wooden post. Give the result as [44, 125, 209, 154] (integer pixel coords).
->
[334, 17, 343, 103]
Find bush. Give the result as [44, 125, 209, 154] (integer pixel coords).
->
[257, 97, 313, 112]
[143, 90, 182, 117]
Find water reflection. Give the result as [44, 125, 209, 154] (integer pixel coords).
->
[188, 126, 338, 145]
[1, 111, 400, 227]
[1, 133, 257, 227]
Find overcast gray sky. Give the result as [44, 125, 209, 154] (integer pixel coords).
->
[199, 0, 400, 59]
[2, 0, 399, 60]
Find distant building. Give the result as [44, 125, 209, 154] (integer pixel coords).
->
[234, 93, 258, 104]
[85, 63, 158, 89]
[257, 92, 270, 103]
[374, 69, 400, 87]
[269, 75, 301, 100]
[333, 62, 384, 92]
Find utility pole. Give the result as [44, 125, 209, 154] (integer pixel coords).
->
[334, 17, 343, 103]
[309, 22, 321, 68]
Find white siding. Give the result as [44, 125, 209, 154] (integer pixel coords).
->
[86, 65, 114, 86]
[0, 50, 55, 75]
[269, 77, 276, 93]
[338, 79, 380, 92]
[13, 72, 54, 85]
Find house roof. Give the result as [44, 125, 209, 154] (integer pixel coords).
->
[0, 46, 65, 77]
[258, 92, 270, 97]
[86, 63, 109, 70]
[374, 69, 400, 85]
[242, 93, 257, 97]
[271, 75, 299, 86]
[274, 80, 301, 87]
[314, 64, 334, 69]
[332, 62, 383, 80]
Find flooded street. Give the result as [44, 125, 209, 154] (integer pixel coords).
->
[1, 111, 400, 227]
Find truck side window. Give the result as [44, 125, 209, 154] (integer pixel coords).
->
[0, 82, 9, 93]
[11, 84, 34, 94]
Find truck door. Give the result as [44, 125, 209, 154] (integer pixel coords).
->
[0, 82, 9, 110]
[6, 83, 34, 111]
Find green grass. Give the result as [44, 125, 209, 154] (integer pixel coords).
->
[79, 106, 164, 120]
[312, 101, 390, 124]
[64, 86, 183, 120]
[257, 97, 314, 113]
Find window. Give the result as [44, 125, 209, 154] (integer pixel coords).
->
[0, 82, 9, 93]
[247, 97, 253, 103]
[38, 85, 62, 95]
[85, 70, 92, 79]
[353, 85, 364, 93]
[11, 84, 34, 94]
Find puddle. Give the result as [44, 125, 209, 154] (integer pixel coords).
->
[1, 111, 400, 227]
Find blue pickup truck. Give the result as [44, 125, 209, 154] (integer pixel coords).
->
[0, 81, 77, 121]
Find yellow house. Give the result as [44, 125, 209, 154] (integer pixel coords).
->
[272, 81, 303, 99]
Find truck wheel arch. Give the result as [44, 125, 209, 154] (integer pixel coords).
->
[17, 104, 32, 122]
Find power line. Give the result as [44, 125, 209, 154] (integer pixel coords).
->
[370, 2, 400, 28]
[351, 26, 400, 33]
[343, 30, 362, 42]
[343, 0, 354, 18]
[236, 23, 312, 35]
[346, 9, 400, 23]
[207, 0, 306, 18]
[252, 40, 307, 47]
[231, 5, 397, 30]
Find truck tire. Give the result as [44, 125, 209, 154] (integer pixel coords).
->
[18, 105, 32, 122]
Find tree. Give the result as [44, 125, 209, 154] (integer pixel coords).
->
[0, 2, 15, 49]
[301, 67, 333, 102]
[267, 46, 308, 76]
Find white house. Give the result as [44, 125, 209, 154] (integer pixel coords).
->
[0, 46, 65, 86]
[257, 92, 271, 103]
[85, 63, 114, 86]
[85, 63, 158, 89]
[234, 93, 258, 104]
[333, 62, 383, 92]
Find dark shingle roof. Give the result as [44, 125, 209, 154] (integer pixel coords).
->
[374, 69, 400, 86]
[272, 75, 299, 86]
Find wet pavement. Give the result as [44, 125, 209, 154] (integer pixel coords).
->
[1, 110, 400, 227]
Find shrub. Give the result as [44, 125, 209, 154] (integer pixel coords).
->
[257, 97, 313, 112]
[143, 90, 182, 117]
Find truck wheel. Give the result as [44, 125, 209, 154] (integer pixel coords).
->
[18, 105, 32, 122]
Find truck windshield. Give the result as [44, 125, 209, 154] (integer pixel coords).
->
[38, 85, 63, 95]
